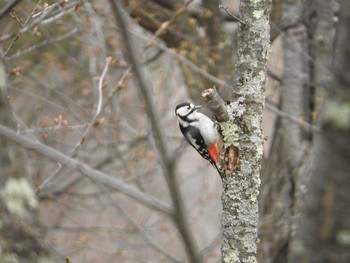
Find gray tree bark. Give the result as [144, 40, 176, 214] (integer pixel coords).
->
[259, 0, 338, 262]
[259, 1, 311, 262]
[220, 0, 271, 262]
[0, 63, 53, 263]
[288, 1, 350, 262]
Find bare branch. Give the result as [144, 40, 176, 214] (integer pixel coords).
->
[35, 64, 130, 192]
[145, 37, 230, 89]
[265, 102, 320, 133]
[0, 123, 173, 215]
[267, 68, 283, 83]
[144, 0, 194, 50]
[106, 192, 182, 263]
[18, 124, 88, 135]
[218, 2, 244, 24]
[31, 2, 58, 18]
[96, 57, 112, 117]
[0, 1, 78, 44]
[202, 87, 230, 122]
[108, 1, 202, 262]
[2, 0, 42, 57]
[72, 65, 130, 151]
[5, 27, 78, 60]
[0, 0, 23, 21]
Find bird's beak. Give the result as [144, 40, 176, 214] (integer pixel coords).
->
[193, 105, 203, 111]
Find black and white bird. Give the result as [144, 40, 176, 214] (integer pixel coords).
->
[175, 102, 220, 173]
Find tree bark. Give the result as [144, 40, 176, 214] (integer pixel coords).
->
[221, 1, 271, 262]
[0, 63, 53, 263]
[259, 0, 338, 262]
[259, 0, 314, 262]
[289, 1, 350, 262]
[305, 0, 337, 111]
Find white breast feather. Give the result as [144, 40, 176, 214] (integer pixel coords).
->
[192, 112, 217, 144]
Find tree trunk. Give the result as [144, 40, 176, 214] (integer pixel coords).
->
[259, 0, 338, 262]
[259, 1, 310, 262]
[221, 0, 271, 262]
[0, 63, 53, 263]
[289, 1, 350, 262]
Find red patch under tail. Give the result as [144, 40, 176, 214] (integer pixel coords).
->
[208, 142, 219, 164]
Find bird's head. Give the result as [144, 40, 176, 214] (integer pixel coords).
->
[175, 102, 203, 119]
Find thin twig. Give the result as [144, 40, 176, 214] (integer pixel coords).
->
[104, 188, 181, 263]
[35, 61, 129, 192]
[0, 0, 23, 21]
[31, 2, 57, 18]
[0, 1, 77, 44]
[5, 28, 78, 60]
[138, 34, 230, 88]
[9, 9, 24, 27]
[267, 68, 283, 83]
[265, 103, 320, 133]
[39, 4, 76, 25]
[96, 57, 112, 117]
[18, 124, 88, 135]
[2, 0, 42, 57]
[218, 2, 244, 24]
[144, 0, 193, 50]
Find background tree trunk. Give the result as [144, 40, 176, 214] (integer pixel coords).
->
[259, 1, 311, 261]
[0, 63, 53, 263]
[288, 1, 350, 262]
[259, 0, 337, 261]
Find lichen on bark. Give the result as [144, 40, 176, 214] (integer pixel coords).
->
[1, 178, 38, 217]
[221, 0, 271, 262]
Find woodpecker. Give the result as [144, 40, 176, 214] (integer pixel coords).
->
[175, 102, 220, 173]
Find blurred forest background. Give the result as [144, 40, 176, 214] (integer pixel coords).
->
[0, 0, 349, 263]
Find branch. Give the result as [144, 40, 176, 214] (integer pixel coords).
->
[144, 0, 194, 50]
[0, 1, 78, 44]
[0, 124, 173, 215]
[96, 57, 111, 116]
[104, 189, 182, 263]
[5, 27, 78, 60]
[0, 0, 23, 21]
[218, 2, 244, 24]
[2, 0, 42, 57]
[35, 61, 129, 192]
[18, 124, 88, 135]
[265, 102, 320, 133]
[201, 87, 229, 122]
[108, 1, 201, 262]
